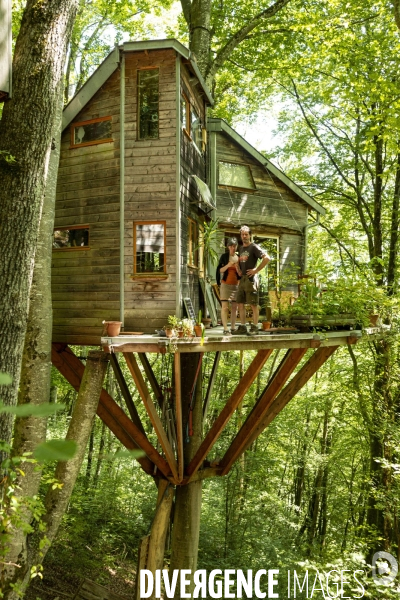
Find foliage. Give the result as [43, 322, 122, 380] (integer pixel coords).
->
[198, 219, 224, 281]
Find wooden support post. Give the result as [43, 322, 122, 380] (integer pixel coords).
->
[220, 346, 339, 475]
[170, 354, 203, 598]
[124, 353, 179, 483]
[220, 348, 307, 475]
[203, 351, 221, 420]
[134, 481, 175, 600]
[138, 353, 164, 409]
[187, 349, 272, 480]
[52, 344, 171, 480]
[174, 353, 184, 482]
[109, 353, 146, 435]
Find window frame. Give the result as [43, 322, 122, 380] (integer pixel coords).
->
[133, 220, 167, 276]
[181, 92, 191, 137]
[218, 160, 257, 192]
[52, 225, 90, 251]
[188, 218, 199, 268]
[70, 116, 112, 149]
[137, 67, 160, 141]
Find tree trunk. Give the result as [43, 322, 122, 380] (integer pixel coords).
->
[170, 354, 203, 598]
[3, 350, 109, 599]
[0, 0, 79, 446]
[1, 85, 63, 593]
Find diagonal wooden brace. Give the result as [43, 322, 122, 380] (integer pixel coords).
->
[124, 352, 179, 483]
[187, 349, 273, 480]
[219, 348, 307, 475]
[52, 344, 172, 479]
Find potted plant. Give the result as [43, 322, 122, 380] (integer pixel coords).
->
[181, 318, 194, 338]
[194, 310, 204, 337]
[165, 315, 179, 338]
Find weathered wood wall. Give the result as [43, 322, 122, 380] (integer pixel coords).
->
[123, 49, 177, 333]
[52, 69, 121, 345]
[180, 63, 208, 316]
[214, 131, 307, 285]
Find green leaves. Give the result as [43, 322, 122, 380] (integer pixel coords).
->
[33, 440, 78, 462]
[103, 448, 145, 461]
[0, 402, 65, 418]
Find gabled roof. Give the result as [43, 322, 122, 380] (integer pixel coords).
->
[207, 118, 325, 216]
[62, 39, 214, 131]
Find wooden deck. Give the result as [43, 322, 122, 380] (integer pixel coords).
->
[101, 326, 364, 354]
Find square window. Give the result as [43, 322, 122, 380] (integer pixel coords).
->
[219, 162, 256, 190]
[134, 221, 166, 274]
[138, 69, 159, 140]
[53, 226, 90, 250]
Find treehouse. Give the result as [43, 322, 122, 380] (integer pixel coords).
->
[50, 39, 369, 585]
[0, 0, 12, 101]
[52, 39, 325, 346]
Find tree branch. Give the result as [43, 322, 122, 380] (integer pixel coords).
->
[207, 0, 292, 80]
[180, 0, 192, 27]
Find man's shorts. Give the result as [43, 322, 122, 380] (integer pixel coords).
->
[236, 275, 259, 305]
[220, 282, 238, 302]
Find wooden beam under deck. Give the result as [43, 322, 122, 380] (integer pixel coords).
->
[220, 345, 340, 476]
[186, 349, 273, 481]
[51, 344, 173, 480]
[138, 353, 164, 409]
[124, 352, 179, 483]
[219, 348, 307, 475]
[109, 353, 146, 435]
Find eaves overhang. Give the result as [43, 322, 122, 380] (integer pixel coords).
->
[207, 118, 326, 216]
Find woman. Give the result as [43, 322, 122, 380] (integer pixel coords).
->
[216, 238, 241, 335]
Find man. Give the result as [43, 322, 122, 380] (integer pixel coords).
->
[232, 225, 270, 335]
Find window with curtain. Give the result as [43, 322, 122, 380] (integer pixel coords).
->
[134, 221, 166, 273]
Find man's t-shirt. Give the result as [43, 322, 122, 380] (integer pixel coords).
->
[239, 243, 268, 280]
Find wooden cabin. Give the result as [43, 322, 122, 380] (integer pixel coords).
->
[0, 0, 12, 101]
[52, 39, 325, 345]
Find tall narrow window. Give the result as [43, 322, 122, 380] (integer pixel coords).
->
[134, 221, 166, 274]
[191, 105, 202, 151]
[181, 93, 190, 133]
[188, 218, 199, 267]
[138, 69, 159, 140]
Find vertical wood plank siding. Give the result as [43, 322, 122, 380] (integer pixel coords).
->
[52, 69, 121, 345]
[179, 64, 207, 315]
[215, 132, 307, 284]
[123, 50, 178, 332]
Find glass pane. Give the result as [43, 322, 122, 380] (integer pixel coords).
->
[181, 95, 187, 130]
[135, 223, 165, 273]
[73, 120, 111, 145]
[53, 228, 89, 248]
[191, 106, 202, 150]
[138, 70, 159, 140]
[219, 162, 256, 189]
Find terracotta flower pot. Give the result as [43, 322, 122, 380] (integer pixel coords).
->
[103, 321, 122, 336]
[202, 318, 212, 329]
[194, 325, 203, 337]
[164, 327, 175, 338]
[262, 321, 271, 330]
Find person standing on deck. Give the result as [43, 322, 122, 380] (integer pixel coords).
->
[216, 238, 241, 335]
[233, 225, 270, 336]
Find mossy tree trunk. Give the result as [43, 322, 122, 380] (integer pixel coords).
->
[0, 0, 79, 452]
[2, 351, 109, 599]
